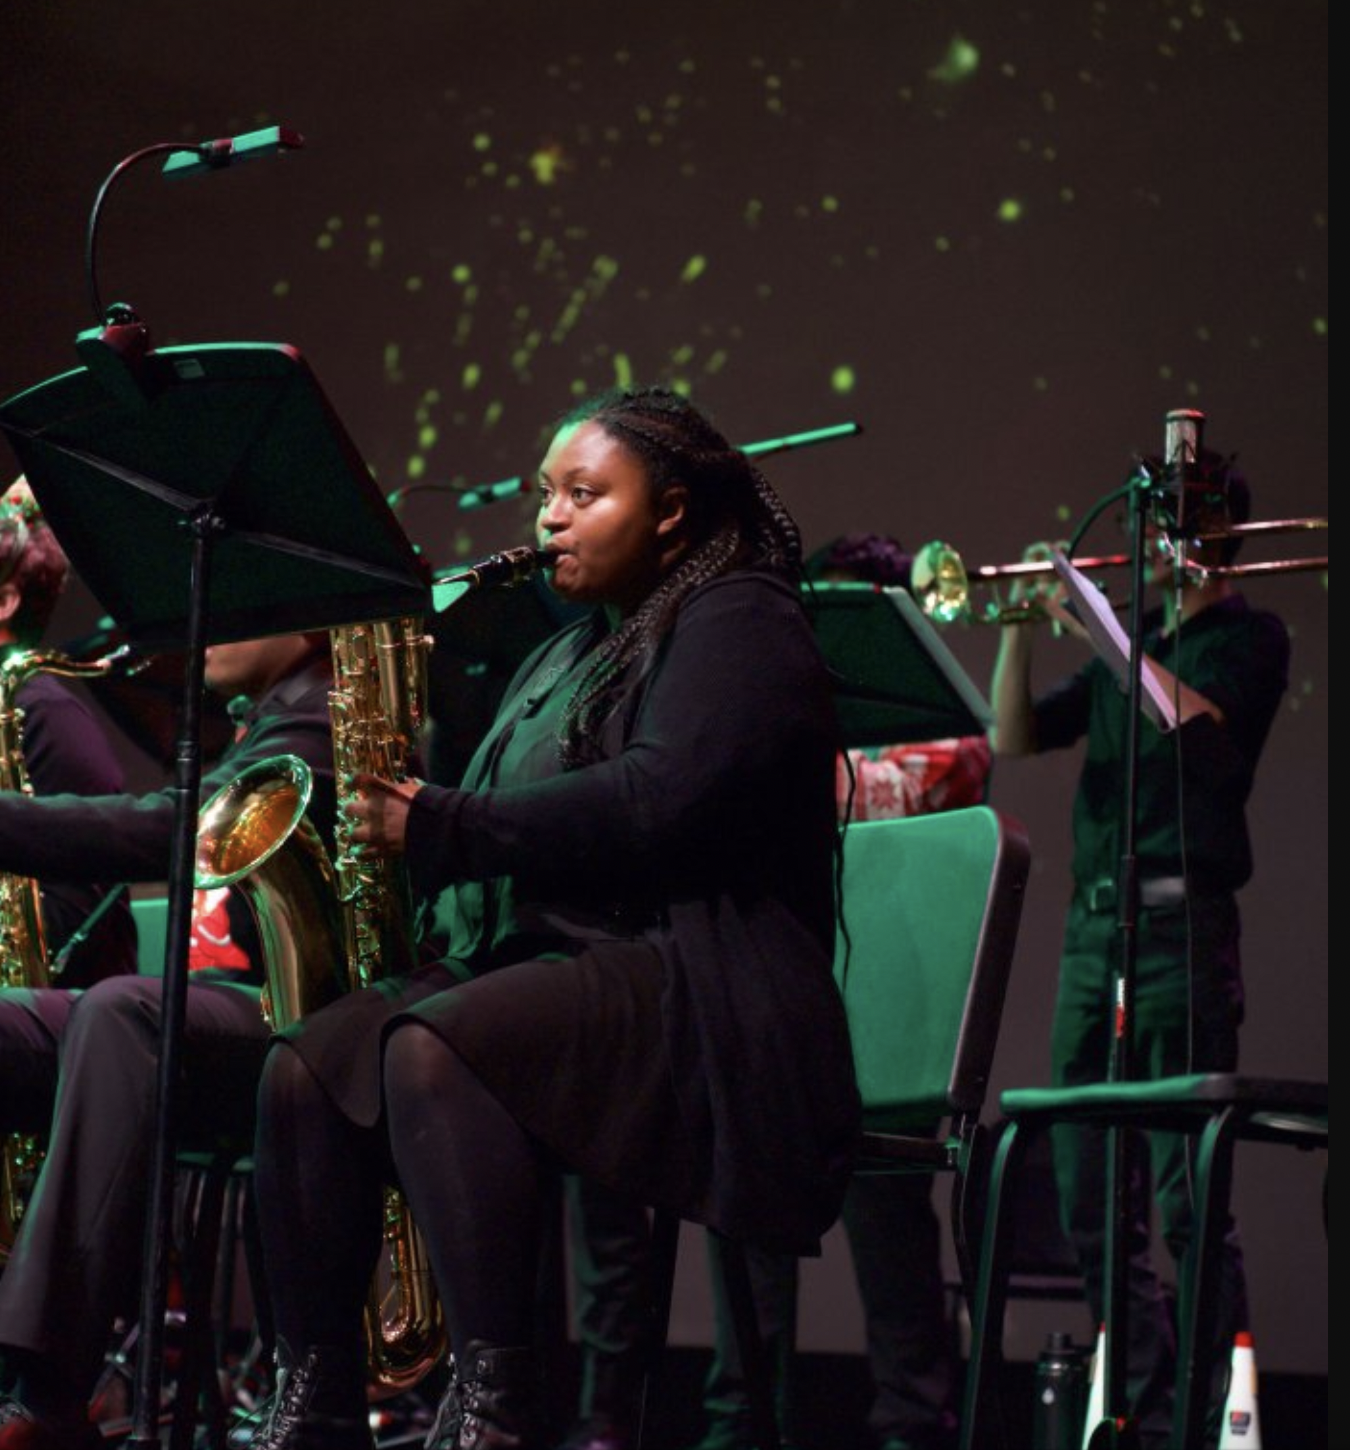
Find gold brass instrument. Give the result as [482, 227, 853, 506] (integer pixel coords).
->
[1, 643, 131, 1265]
[193, 615, 446, 1398]
[912, 518, 1329, 626]
[326, 615, 447, 1396]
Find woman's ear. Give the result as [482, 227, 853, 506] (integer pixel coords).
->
[656, 483, 689, 538]
[0, 583, 20, 627]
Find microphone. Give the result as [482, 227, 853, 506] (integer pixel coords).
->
[161, 125, 305, 179]
[1162, 407, 1206, 531]
[458, 476, 532, 511]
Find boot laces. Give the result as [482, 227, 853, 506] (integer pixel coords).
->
[422, 1358, 463, 1449]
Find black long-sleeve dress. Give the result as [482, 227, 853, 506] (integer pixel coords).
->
[283, 571, 862, 1255]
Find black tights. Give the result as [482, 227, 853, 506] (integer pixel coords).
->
[253, 1026, 550, 1358]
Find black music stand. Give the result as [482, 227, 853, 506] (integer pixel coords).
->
[0, 340, 429, 1447]
[803, 582, 993, 746]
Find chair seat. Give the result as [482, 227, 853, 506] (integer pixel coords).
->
[1002, 1072, 1327, 1144]
[961, 1072, 1329, 1450]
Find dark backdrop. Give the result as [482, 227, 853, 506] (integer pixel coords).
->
[0, 0, 1326, 1374]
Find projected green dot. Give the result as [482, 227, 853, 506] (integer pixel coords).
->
[929, 35, 980, 83]
[997, 198, 1024, 222]
[831, 366, 856, 394]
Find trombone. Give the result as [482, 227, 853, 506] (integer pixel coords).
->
[912, 517, 1329, 626]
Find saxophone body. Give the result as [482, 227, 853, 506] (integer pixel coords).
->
[327, 616, 447, 1395]
[193, 616, 445, 1396]
[0, 645, 129, 1264]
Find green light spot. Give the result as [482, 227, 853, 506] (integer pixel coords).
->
[272, 280, 290, 297]
[463, 364, 482, 391]
[1313, 317, 1328, 336]
[680, 255, 707, 284]
[405, 457, 426, 480]
[483, 400, 504, 430]
[1032, 376, 1049, 392]
[1055, 504, 1073, 524]
[830, 366, 856, 395]
[671, 344, 694, 366]
[452, 264, 472, 285]
[326, 216, 344, 232]
[705, 350, 728, 375]
[613, 354, 634, 387]
[316, 234, 334, 251]
[821, 195, 839, 214]
[473, 133, 492, 152]
[368, 239, 385, 266]
[997, 198, 1024, 223]
[406, 276, 424, 292]
[419, 425, 438, 449]
[935, 236, 951, 252]
[929, 34, 980, 84]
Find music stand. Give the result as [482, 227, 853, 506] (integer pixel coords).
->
[0, 340, 429, 1447]
[803, 582, 993, 746]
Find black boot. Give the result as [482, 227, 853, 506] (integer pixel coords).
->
[423, 1343, 543, 1450]
[236, 1339, 373, 1450]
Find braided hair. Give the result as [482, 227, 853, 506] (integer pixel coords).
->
[554, 385, 804, 767]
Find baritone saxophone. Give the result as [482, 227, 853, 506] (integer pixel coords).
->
[194, 615, 445, 1397]
[327, 616, 448, 1395]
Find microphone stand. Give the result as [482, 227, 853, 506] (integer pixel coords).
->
[1084, 463, 1164, 1450]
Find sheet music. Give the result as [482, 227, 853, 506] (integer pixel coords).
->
[1051, 551, 1178, 733]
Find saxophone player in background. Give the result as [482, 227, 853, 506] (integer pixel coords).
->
[0, 614, 338, 1450]
[0, 478, 135, 994]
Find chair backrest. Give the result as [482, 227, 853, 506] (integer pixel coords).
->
[833, 806, 1030, 1131]
[132, 893, 169, 976]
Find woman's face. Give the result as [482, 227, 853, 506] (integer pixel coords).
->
[535, 419, 687, 614]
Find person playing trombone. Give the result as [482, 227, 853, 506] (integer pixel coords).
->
[988, 446, 1291, 1448]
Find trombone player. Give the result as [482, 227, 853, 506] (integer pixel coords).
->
[988, 445, 1291, 1448]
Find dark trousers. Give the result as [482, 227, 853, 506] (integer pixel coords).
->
[700, 1173, 959, 1447]
[0, 976, 268, 1396]
[1050, 892, 1249, 1447]
[564, 1175, 653, 1431]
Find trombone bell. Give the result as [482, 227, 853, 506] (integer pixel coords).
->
[910, 541, 970, 625]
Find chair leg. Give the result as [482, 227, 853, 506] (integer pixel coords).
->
[1171, 1108, 1239, 1450]
[634, 1209, 680, 1450]
[959, 1118, 1033, 1450]
[171, 1155, 232, 1450]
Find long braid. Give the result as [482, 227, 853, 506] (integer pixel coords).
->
[556, 387, 803, 768]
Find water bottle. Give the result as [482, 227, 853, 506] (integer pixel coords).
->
[1032, 1329, 1090, 1450]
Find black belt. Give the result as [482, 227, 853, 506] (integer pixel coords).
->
[1083, 876, 1190, 913]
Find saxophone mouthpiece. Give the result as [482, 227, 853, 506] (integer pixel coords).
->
[430, 546, 554, 613]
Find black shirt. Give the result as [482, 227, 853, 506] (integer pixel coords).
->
[17, 672, 137, 987]
[1033, 594, 1290, 894]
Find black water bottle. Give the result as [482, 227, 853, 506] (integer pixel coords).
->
[1033, 1329, 1089, 1450]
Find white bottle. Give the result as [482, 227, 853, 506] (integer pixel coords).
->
[1218, 1331, 1262, 1448]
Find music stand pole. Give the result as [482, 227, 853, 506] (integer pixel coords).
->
[127, 509, 219, 1447]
